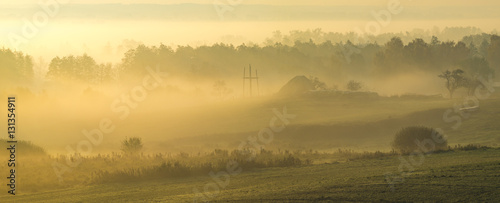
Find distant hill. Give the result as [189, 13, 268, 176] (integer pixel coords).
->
[0, 139, 46, 156]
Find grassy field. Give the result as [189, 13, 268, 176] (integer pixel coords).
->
[2, 148, 498, 202]
[161, 94, 500, 152]
[17, 91, 456, 154]
[1, 92, 499, 202]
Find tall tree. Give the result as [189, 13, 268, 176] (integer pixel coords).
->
[47, 54, 102, 84]
[438, 69, 466, 99]
[0, 48, 34, 85]
[487, 35, 500, 78]
[374, 37, 404, 72]
[459, 57, 493, 78]
[404, 38, 430, 65]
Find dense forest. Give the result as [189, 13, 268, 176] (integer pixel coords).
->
[1, 27, 499, 96]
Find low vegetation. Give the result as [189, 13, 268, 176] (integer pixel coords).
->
[2, 146, 498, 202]
[392, 126, 448, 154]
[2, 137, 495, 196]
[121, 137, 144, 155]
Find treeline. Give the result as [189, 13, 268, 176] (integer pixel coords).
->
[263, 27, 487, 47]
[46, 55, 115, 84]
[373, 36, 496, 76]
[1, 29, 499, 89]
[64, 33, 500, 85]
[0, 48, 34, 85]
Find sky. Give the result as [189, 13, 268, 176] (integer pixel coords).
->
[1, 0, 500, 6]
[0, 0, 499, 64]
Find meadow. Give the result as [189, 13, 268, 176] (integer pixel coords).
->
[1, 1, 499, 201]
[1, 91, 499, 202]
[1, 147, 498, 202]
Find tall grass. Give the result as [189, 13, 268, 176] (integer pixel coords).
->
[2, 141, 494, 194]
[91, 148, 306, 183]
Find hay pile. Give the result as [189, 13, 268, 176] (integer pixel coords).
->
[278, 75, 316, 96]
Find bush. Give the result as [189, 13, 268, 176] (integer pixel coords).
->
[391, 126, 447, 154]
[346, 80, 363, 91]
[0, 139, 47, 156]
[121, 137, 143, 155]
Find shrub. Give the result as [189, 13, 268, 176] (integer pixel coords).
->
[0, 139, 47, 156]
[346, 80, 362, 91]
[121, 137, 143, 155]
[391, 126, 447, 154]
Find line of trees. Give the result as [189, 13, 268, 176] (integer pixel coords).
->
[46, 54, 115, 85]
[0, 48, 33, 85]
[1, 31, 499, 96]
[112, 34, 498, 89]
[113, 35, 498, 80]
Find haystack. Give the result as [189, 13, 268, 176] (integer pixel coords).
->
[278, 75, 316, 95]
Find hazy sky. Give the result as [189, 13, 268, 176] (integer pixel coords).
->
[2, 0, 500, 6]
[1, 0, 499, 64]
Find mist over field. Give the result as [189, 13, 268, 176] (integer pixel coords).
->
[1, 0, 499, 202]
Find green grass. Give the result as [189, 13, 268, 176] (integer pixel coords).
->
[162, 95, 500, 153]
[2, 92, 499, 202]
[2, 148, 498, 202]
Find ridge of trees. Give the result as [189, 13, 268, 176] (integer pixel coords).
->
[1, 30, 499, 93]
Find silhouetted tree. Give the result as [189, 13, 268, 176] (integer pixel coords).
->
[438, 69, 466, 99]
[461, 77, 482, 96]
[212, 80, 232, 100]
[404, 38, 430, 65]
[487, 35, 500, 78]
[308, 76, 327, 90]
[459, 57, 493, 78]
[374, 37, 404, 72]
[0, 48, 34, 84]
[346, 80, 362, 91]
[478, 39, 490, 57]
[121, 137, 143, 155]
[47, 54, 100, 83]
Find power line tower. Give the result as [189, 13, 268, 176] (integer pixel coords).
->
[243, 64, 259, 97]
